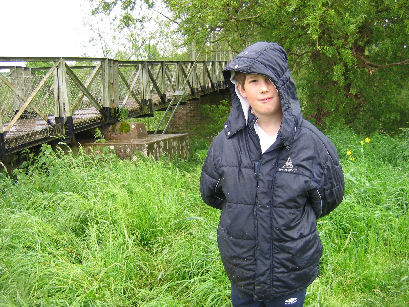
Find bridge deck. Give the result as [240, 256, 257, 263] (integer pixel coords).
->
[2, 102, 146, 154]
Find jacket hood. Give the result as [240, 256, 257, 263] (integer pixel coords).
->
[223, 42, 302, 148]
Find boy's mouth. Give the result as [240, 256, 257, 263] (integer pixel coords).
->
[259, 97, 273, 102]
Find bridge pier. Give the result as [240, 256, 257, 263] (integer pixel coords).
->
[78, 122, 189, 160]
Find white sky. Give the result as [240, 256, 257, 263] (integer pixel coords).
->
[0, 0, 101, 58]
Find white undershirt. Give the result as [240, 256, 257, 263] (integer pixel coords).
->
[254, 122, 278, 153]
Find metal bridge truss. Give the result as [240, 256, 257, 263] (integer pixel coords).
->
[0, 57, 228, 158]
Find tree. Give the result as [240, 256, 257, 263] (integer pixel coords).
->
[88, 0, 186, 60]
[90, 0, 409, 133]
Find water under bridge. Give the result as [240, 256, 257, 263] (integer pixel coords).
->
[0, 56, 229, 160]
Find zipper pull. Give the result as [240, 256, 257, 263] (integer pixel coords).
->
[254, 160, 261, 176]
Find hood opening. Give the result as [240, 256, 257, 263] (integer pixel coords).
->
[222, 42, 302, 145]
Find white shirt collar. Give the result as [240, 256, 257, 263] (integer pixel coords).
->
[254, 122, 278, 153]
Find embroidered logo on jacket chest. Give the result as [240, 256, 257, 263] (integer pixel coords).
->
[278, 157, 297, 172]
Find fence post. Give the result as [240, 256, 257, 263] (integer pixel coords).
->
[102, 59, 118, 123]
[53, 59, 72, 140]
[191, 47, 199, 96]
[202, 63, 207, 93]
[191, 62, 198, 98]
[212, 60, 218, 91]
[62, 60, 74, 141]
[53, 64, 63, 135]
[140, 62, 152, 115]
[112, 60, 120, 119]
[102, 58, 111, 123]
[176, 62, 181, 92]
[147, 64, 153, 114]
[217, 61, 224, 89]
[160, 61, 167, 105]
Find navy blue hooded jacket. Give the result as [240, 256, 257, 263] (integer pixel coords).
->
[200, 42, 344, 300]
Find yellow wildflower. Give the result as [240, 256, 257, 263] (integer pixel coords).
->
[350, 157, 355, 161]
[365, 137, 371, 143]
[360, 140, 364, 146]
[347, 150, 352, 156]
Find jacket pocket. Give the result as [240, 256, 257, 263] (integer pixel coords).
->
[220, 203, 255, 240]
[273, 202, 317, 242]
[274, 231, 322, 272]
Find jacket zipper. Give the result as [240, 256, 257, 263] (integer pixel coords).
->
[253, 159, 261, 223]
[253, 159, 260, 294]
[254, 160, 261, 175]
[269, 145, 285, 293]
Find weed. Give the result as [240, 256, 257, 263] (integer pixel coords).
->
[119, 121, 131, 134]
[93, 128, 106, 144]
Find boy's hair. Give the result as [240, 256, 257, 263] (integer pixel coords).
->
[234, 72, 247, 89]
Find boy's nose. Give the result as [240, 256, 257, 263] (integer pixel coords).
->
[260, 82, 268, 92]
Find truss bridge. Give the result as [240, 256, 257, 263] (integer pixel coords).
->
[0, 56, 229, 159]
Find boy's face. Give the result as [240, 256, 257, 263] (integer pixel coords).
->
[237, 74, 282, 120]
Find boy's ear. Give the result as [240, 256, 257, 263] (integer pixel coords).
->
[237, 82, 247, 98]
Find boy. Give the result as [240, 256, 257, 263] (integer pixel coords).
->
[200, 42, 344, 306]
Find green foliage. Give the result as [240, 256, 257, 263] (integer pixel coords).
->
[133, 111, 168, 132]
[89, 0, 186, 60]
[0, 122, 408, 305]
[118, 107, 129, 122]
[312, 128, 409, 306]
[26, 61, 55, 69]
[195, 99, 231, 140]
[90, 0, 409, 133]
[93, 128, 106, 144]
[0, 144, 229, 306]
[119, 121, 131, 134]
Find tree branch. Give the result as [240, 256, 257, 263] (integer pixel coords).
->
[288, 51, 310, 58]
[153, 9, 180, 25]
[352, 45, 409, 71]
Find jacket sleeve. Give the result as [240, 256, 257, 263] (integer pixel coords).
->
[309, 138, 344, 218]
[200, 140, 225, 210]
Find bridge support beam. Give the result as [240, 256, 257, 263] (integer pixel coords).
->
[101, 107, 120, 124]
[160, 62, 167, 105]
[190, 64, 199, 99]
[64, 116, 75, 143]
[53, 60, 72, 140]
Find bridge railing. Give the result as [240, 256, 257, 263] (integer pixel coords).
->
[0, 57, 228, 157]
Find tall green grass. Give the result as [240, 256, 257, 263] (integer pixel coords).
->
[0, 127, 408, 306]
